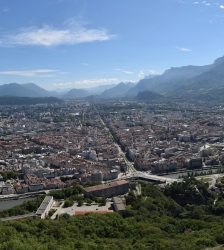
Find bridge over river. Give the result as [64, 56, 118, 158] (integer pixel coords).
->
[110, 172, 179, 184]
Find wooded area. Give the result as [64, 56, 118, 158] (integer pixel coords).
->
[1, 179, 224, 249]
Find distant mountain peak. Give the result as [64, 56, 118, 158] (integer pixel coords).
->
[101, 81, 136, 98]
[214, 55, 224, 65]
[0, 83, 55, 98]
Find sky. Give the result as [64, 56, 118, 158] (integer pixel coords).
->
[0, 0, 224, 90]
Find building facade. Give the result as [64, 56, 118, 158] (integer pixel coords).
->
[84, 180, 129, 198]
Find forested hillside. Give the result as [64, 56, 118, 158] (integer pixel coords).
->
[1, 179, 224, 249]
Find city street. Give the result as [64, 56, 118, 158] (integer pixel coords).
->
[95, 106, 137, 174]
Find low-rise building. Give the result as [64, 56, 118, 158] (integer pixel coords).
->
[185, 158, 203, 170]
[91, 170, 103, 182]
[29, 183, 44, 192]
[36, 196, 54, 219]
[84, 180, 129, 198]
[1, 185, 15, 195]
[14, 183, 29, 194]
[113, 196, 126, 214]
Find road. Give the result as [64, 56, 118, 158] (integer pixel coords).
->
[95, 106, 136, 173]
[0, 190, 49, 200]
[115, 171, 179, 184]
[196, 173, 224, 188]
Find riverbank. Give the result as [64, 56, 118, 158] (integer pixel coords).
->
[157, 166, 223, 179]
[0, 197, 37, 210]
[0, 190, 47, 202]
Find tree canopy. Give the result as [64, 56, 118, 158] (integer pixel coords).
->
[1, 179, 224, 249]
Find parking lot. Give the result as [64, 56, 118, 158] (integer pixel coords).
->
[51, 201, 113, 218]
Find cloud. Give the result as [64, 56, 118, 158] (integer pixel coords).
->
[2, 8, 10, 12]
[54, 82, 72, 86]
[74, 78, 118, 85]
[220, 5, 224, 8]
[138, 69, 145, 78]
[202, 1, 211, 5]
[36, 75, 56, 78]
[193, 2, 199, 4]
[122, 80, 135, 83]
[113, 69, 134, 74]
[0, 69, 59, 77]
[122, 71, 134, 74]
[0, 21, 116, 47]
[148, 70, 159, 75]
[175, 46, 192, 51]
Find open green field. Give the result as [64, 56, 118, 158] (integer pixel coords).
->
[197, 177, 213, 183]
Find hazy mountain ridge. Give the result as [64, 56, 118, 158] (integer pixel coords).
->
[62, 88, 90, 99]
[173, 58, 224, 95]
[0, 83, 42, 97]
[136, 90, 163, 101]
[62, 84, 118, 99]
[0, 83, 117, 99]
[126, 64, 214, 96]
[101, 82, 136, 98]
[87, 84, 116, 95]
[21, 83, 52, 97]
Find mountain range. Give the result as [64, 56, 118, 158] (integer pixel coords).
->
[0, 83, 57, 98]
[0, 83, 116, 99]
[126, 64, 214, 96]
[1, 55, 224, 101]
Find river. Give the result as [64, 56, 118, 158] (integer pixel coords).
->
[160, 167, 221, 179]
[0, 198, 36, 210]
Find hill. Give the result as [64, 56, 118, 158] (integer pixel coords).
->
[136, 90, 163, 101]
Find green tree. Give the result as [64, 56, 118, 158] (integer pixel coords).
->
[101, 197, 106, 206]
[77, 200, 84, 207]
[64, 199, 74, 208]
